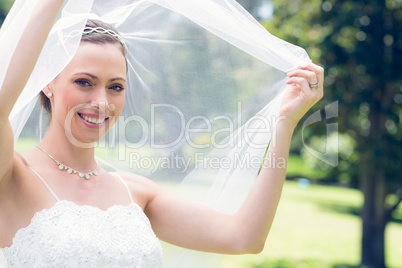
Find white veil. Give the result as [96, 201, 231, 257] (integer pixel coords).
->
[1, 0, 311, 267]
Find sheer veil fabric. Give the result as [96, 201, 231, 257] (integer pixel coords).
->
[1, 0, 311, 267]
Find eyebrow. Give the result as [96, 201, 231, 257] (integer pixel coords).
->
[74, 72, 126, 82]
[110, 77, 126, 82]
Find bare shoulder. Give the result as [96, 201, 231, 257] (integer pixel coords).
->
[113, 171, 165, 210]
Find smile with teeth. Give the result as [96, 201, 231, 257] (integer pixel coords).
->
[78, 113, 107, 124]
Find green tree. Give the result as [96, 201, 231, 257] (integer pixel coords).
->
[264, 0, 402, 267]
[0, 0, 12, 25]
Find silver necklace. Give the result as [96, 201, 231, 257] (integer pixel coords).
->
[36, 146, 98, 180]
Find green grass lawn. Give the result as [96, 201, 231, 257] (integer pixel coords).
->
[220, 181, 402, 268]
[286, 156, 329, 179]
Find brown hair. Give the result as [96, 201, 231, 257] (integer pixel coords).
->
[40, 19, 126, 114]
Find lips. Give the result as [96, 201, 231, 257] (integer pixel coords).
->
[78, 113, 109, 126]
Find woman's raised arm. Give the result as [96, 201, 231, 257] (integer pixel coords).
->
[0, 0, 64, 182]
[144, 63, 324, 254]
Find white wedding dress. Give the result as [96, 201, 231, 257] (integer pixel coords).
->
[0, 169, 163, 268]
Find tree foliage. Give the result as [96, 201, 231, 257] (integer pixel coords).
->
[0, 0, 12, 25]
[263, 0, 402, 267]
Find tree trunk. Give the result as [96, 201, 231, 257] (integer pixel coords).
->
[360, 111, 387, 268]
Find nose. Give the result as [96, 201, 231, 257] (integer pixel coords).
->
[91, 100, 108, 110]
[90, 90, 109, 111]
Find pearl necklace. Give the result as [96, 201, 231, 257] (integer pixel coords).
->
[36, 146, 98, 180]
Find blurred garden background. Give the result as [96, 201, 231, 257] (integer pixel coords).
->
[222, 0, 402, 267]
[2, 0, 401, 267]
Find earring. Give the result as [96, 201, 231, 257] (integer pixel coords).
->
[47, 92, 53, 98]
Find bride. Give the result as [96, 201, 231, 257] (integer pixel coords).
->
[0, 0, 323, 267]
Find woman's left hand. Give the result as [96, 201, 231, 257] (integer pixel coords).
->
[280, 63, 324, 129]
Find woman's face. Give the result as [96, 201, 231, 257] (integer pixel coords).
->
[49, 42, 126, 145]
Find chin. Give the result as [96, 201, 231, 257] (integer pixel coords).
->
[67, 125, 111, 148]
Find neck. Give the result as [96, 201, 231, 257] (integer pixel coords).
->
[39, 122, 97, 173]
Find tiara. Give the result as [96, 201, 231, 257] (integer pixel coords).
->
[82, 26, 128, 54]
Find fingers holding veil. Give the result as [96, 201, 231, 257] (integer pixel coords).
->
[286, 63, 324, 98]
[280, 63, 324, 126]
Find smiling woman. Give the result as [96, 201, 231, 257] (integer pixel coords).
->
[46, 41, 126, 144]
[0, 0, 323, 267]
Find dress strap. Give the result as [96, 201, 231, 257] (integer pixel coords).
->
[113, 173, 134, 204]
[29, 166, 61, 202]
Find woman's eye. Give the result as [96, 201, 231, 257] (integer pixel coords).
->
[109, 84, 125, 92]
[75, 79, 91, 87]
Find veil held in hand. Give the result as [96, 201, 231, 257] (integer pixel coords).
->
[0, 0, 311, 267]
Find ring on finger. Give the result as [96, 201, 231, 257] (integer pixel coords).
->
[310, 81, 320, 88]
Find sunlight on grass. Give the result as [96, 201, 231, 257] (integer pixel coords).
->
[220, 182, 402, 268]
[287, 155, 328, 179]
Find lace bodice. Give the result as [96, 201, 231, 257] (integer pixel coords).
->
[1, 200, 163, 268]
[0, 169, 163, 268]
